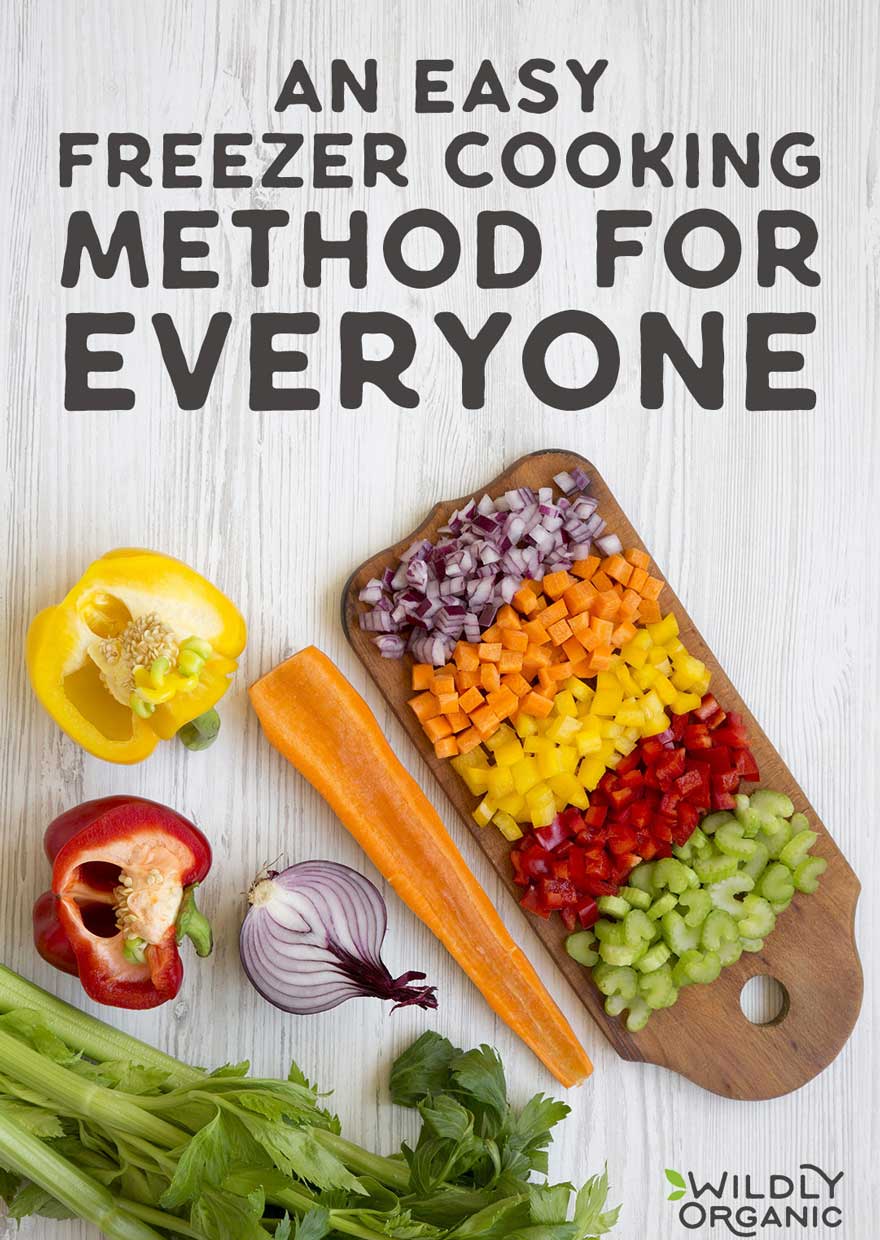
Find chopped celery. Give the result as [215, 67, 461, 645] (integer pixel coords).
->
[623, 909, 655, 947]
[647, 892, 677, 920]
[757, 817, 792, 859]
[701, 810, 735, 835]
[597, 895, 631, 920]
[599, 941, 645, 967]
[715, 821, 758, 860]
[793, 856, 827, 893]
[779, 829, 818, 870]
[639, 963, 676, 1009]
[653, 858, 692, 893]
[588, 786, 824, 1034]
[618, 885, 652, 911]
[635, 942, 672, 973]
[627, 862, 656, 893]
[740, 936, 765, 952]
[717, 939, 743, 967]
[757, 862, 795, 905]
[737, 895, 776, 939]
[701, 908, 739, 952]
[671, 950, 701, 988]
[750, 789, 795, 820]
[661, 911, 701, 955]
[624, 996, 652, 1032]
[565, 930, 599, 967]
[677, 888, 712, 928]
[695, 853, 739, 883]
[605, 994, 628, 1017]
[593, 918, 623, 944]
[593, 963, 638, 1000]
[742, 841, 770, 884]
[708, 873, 754, 916]
[733, 794, 763, 838]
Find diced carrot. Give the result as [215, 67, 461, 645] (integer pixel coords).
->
[590, 570, 613, 593]
[487, 686, 518, 718]
[456, 726, 483, 754]
[625, 547, 650, 570]
[454, 642, 480, 672]
[563, 635, 587, 663]
[522, 619, 550, 645]
[512, 587, 538, 615]
[409, 692, 442, 722]
[424, 715, 453, 742]
[437, 692, 460, 714]
[591, 590, 620, 621]
[482, 624, 502, 643]
[602, 554, 632, 586]
[619, 588, 642, 617]
[611, 620, 637, 647]
[432, 673, 455, 696]
[547, 617, 573, 646]
[520, 691, 554, 718]
[562, 581, 597, 616]
[471, 704, 501, 736]
[628, 566, 649, 594]
[459, 685, 485, 713]
[568, 611, 593, 638]
[638, 597, 663, 624]
[571, 657, 592, 677]
[478, 642, 503, 663]
[501, 627, 528, 652]
[522, 642, 552, 670]
[590, 616, 614, 642]
[496, 604, 520, 629]
[543, 570, 575, 599]
[641, 575, 665, 601]
[578, 626, 601, 652]
[498, 649, 524, 674]
[502, 672, 532, 698]
[434, 736, 459, 759]
[446, 710, 471, 733]
[587, 645, 614, 672]
[456, 669, 481, 691]
[532, 595, 548, 613]
[411, 663, 434, 691]
[541, 599, 568, 627]
[547, 661, 574, 682]
[480, 664, 501, 692]
[538, 668, 556, 695]
[572, 554, 601, 581]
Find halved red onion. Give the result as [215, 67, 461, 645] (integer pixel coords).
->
[240, 861, 438, 1015]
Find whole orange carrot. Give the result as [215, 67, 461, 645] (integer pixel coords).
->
[249, 645, 592, 1087]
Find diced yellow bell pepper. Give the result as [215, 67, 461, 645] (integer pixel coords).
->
[492, 810, 523, 841]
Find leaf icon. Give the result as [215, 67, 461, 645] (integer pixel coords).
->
[668, 1189, 686, 1201]
[665, 1169, 686, 1189]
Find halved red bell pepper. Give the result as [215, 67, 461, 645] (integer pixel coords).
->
[33, 796, 213, 1010]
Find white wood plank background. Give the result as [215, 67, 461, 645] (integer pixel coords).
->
[1, 1, 877, 1236]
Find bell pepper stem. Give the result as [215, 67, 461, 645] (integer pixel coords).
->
[177, 708, 221, 752]
[175, 884, 213, 957]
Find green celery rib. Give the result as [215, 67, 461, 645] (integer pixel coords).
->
[0, 967, 413, 1194]
[0, 1028, 186, 1150]
[0, 1110, 164, 1240]
[0, 966, 201, 1087]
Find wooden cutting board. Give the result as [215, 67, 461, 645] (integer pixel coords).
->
[341, 450, 862, 1100]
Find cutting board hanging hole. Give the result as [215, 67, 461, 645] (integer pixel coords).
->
[740, 975, 789, 1026]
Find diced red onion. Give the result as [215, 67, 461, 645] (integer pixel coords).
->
[357, 470, 609, 662]
[376, 635, 406, 658]
[240, 861, 437, 1015]
[595, 532, 623, 556]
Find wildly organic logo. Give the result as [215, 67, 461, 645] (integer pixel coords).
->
[663, 1164, 843, 1237]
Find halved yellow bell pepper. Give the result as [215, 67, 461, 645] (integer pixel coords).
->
[27, 548, 246, 763]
